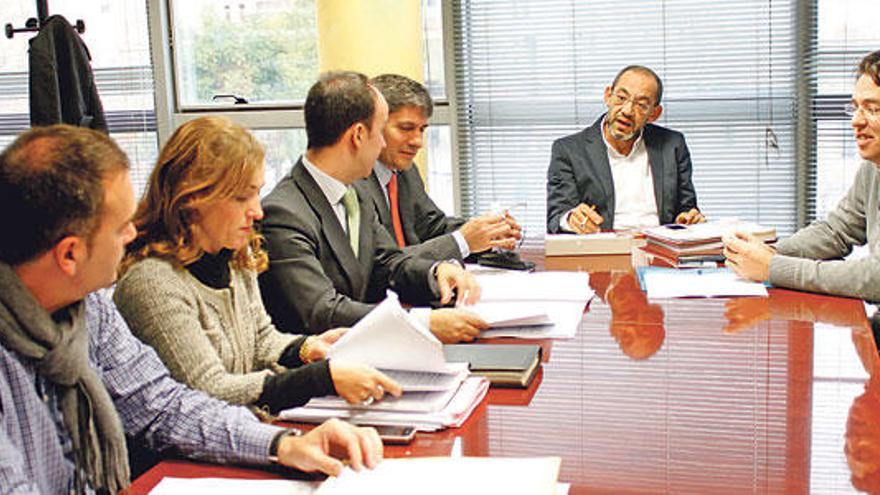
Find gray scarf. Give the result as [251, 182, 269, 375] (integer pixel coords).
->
[0, 262, 129, 493]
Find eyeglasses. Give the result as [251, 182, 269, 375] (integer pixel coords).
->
[609, 92, 654, 114]
[844, 103, 880, 120]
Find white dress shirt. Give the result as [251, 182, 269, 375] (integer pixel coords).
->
[561, 119, 659, 232]
[302, 155, 350, 233]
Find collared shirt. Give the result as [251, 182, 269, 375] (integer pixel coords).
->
[0, 289, 282, 494]
[373, 162, 470, 257]
[601, 118, 659, 230]
[561, 118, 660, 232]
[302, 155, 350, 234]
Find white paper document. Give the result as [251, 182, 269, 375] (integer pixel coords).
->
[476, 271, 592, 303]
[461, 301, 551, 327]
[316, 456, 561, 495]
[150, 477, 319, 495]
[643, 268, 768, 299]
[329, 292, 445, 372]
[280, 377, 489, 431]
[480, 301, 586, 339]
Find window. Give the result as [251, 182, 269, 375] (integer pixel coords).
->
[162, 0, 452, 206]
[170, 0, 319, 108]
[451, 0, 801, 239]
[812, 0, 880, 221]
[0, 0, 158, 196]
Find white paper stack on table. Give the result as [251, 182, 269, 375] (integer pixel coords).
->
[642, 218, 776, 267]
[462, 271, 592, 339]
[149, 457, 564, 495]
[279, 293, 488, 431]
[642, 267, 769, 299]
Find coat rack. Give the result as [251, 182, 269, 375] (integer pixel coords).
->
[4, 0, 85, 39]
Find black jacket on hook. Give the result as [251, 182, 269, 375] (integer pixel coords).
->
[29, 15, 107, 132]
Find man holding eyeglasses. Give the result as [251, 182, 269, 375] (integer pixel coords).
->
[547, 65, 703, 234]
[724, 50, 880, 302]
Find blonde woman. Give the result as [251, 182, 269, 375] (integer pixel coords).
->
[114, 116, 399, 414]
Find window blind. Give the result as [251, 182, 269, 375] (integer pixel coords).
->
[811, 0, 880, 222]
[452, 0, 802, 241]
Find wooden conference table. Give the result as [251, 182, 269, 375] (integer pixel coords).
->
[128, 249, 880, 494]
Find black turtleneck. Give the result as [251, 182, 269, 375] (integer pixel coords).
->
[184, 249, 336, 413]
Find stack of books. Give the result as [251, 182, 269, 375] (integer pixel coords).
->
[642, 220, 776, 268]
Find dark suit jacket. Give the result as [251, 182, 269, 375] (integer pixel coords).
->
[358, 166, 465, 260]
[259, 159, 438, 334]
[546, 115, 698, 233]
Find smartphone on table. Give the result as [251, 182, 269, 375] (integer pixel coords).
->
[364, 425, 417, 444]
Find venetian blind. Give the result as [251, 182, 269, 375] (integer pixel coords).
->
[452, 0, 804, 241]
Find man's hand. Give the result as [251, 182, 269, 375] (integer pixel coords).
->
[276, 418, 383, 476]
[723, 231, 775, 282]
[435, 262, 481, 305]
[429, 308, 489, 343]
[328, 362, 402, 404]
[675, 208, 705, 225]
[303, 327, 348, 363]
[459, 214, 521, 252]
[567, 203, 604, 234]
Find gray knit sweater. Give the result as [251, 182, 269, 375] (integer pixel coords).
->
[114, 257, 299, 405]
[770, 160, 880, 302]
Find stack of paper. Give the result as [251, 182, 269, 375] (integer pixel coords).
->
[280, 376, 489, 431]
[280, 293, 485, 431]
[327, 292, 468, 391]
[149, 457, 564, 495]
[642, 219, 776, 267]
[317, 457, 562, 495]
[465, 271, 592, 339]
[639, 267, 768, 299]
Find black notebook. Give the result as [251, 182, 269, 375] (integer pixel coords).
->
[443, 344, 542, 388]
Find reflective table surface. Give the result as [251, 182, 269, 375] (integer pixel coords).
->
[129, 251, 879, 494]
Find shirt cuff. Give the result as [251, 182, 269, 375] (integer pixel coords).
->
[560, 209, 576, 233]
[452, 230, 470, 258]
[409, 307, 432, 330]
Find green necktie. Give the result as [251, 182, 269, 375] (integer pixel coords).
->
[341, 186, 360, 256]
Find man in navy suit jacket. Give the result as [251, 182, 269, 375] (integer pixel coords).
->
[547, 65, 704, 234]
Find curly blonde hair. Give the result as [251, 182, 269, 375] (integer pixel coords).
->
[121, 116, 268, 274]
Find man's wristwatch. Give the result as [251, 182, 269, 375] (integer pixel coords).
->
[268, 427, 301, 463]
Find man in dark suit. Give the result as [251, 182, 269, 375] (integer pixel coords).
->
[260, 71, 485, 343]
[359, 74, 521, 260]
[547, 65, 704, 234]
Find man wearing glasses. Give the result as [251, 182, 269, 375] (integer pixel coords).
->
[547, 65, 704, 234]
[724, 50, 880, 302]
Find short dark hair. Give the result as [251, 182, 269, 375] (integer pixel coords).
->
[611, 65, 664, 106]
[858, 50, 880, 86]
[370, 74, 433, 117]
[305, 71, 376, 149]
[0, 125, 129, 265]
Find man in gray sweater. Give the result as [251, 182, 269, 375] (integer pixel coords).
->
[724, 50, 880, 302]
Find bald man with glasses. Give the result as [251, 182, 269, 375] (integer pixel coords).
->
[724, 50, 880, 302]
[547, 65, 704, 234]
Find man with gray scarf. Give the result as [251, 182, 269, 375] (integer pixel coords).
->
[0, 125, 383, 494]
